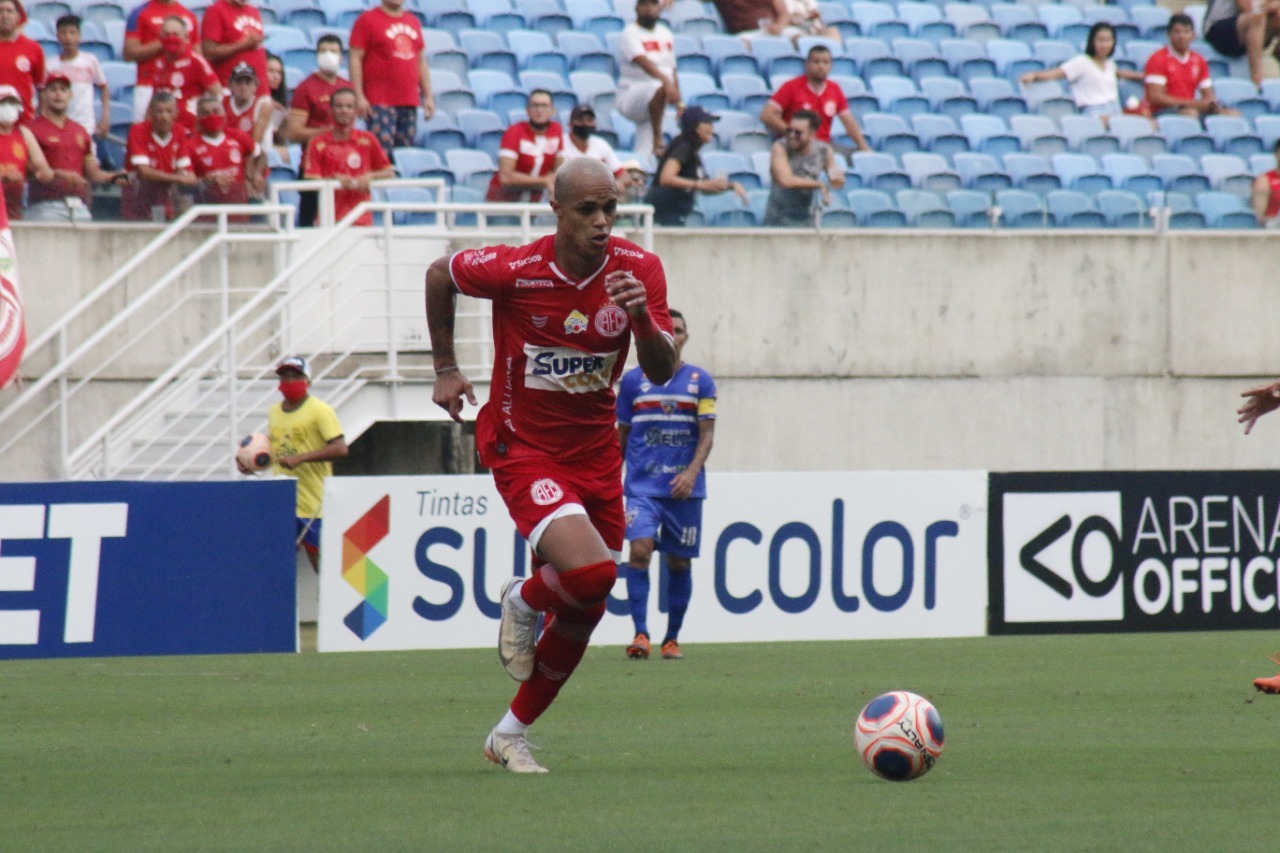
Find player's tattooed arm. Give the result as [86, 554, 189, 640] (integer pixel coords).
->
[426, 257, 477, 422]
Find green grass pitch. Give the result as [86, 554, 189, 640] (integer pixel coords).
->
[2, 631, 1277, 851]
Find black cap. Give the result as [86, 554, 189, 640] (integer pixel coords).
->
[680, 105, 718, 133]
[570, 103, 595, 121]
[230, 62, 257, 81]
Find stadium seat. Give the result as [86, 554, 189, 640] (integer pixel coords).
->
[392, 146, 443, 178]
[944, 3, 997, 42]
[697, 190, 755, 226]
[1108, 115, 1167, 159]
[1009, 114, 1068, 156]
[456, 109, 506, 149]
[1032, 39, 1074, 69]
[384, 186, 439, 225]
[1157, 115, 1214, 158]
[1250, 153, 1275, 175]
[702, 34, 759, 78]
[1052, 153, 1112, 194]
[1152, 154, 1212, 193]
[1130, 6, 1171, 39]
[1096, 190, 1148, 227]
[995, 189, 1048, 226]
[911, 113, 970, 157]
[851, 151, 911, 191]
[721, 74, 770, 111]
[960, 113, 1019, 156]
[861, 112, 920, 153]
[1122, 39, 1163, 68]
[897, 2, 955, 43]
[1036, 5, 1085, 40]
[1196, 190, 1259, 227]
[1200, 154, 1253, 194]
[1101, 153, 1163, 195]
[954, 152, 1012, 190]
[1204, 116, 1264, 157]
[1003, 152, 1061, 193]
[846, 37, 905, 77]
[445, 149, 497, 194]
[847, 188, 908, 226]
[1059, 115, 1119, 157]
[991, 5, 1047, 42]
[1046, 189, 1106, 227]
[1212, 78, 1268, 120]
[1253, 115, 1280, 149]
[946, 188, 993, 226]
[901, 152, 961, 191]
[968, 76, 1026, 118]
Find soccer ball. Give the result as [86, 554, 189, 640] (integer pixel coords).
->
[236, 433, 273, 472]
[854, 691, 945, 781]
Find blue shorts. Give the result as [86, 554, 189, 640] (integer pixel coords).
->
[298, 517, 322, 554]
[625, 496, 703, 558]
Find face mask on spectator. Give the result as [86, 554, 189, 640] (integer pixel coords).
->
[316, 50, 341, 74]
[161, 34, 185, 54]
[571, 124, 592, 140]
[198, 114, 225, 135]
[279, 380, 308, 402]
[0, 103, 18, 124]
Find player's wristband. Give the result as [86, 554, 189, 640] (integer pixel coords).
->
[435, 365, 460, 375]
[632, 311, 661, 341]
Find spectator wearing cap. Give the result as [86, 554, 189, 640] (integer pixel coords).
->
[0, 0, 45, 121]
[761, 45, 870, 154]
[0, 84, 53, 219]
[188, 92, 263, 217]
[222, 62, 271, 146]
[47, 15, 110, 139]
[152, 15, 222, 134]
[764, 108, 842, 227]
[646, 106, 748, 226]
[26, 71, 125, 222]
[300, 87, 394, 226]
[349, 0, 435, 157]
[485, 88, 562, 203]
[200, 0, 268, 96]
[240, 355, 348, 572]
[124, 0, 201, 121]
[122, 90, 197, 221]
[560, 103, 632, 195]
[619, 158, 649, 204]
[616, 0, 679, 160]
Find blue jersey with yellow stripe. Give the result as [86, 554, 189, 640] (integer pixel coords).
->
[616, 362, 717, 499]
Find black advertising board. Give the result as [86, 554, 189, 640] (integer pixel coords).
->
[990, 471, 1280, 634]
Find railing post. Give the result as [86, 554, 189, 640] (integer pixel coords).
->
[57, 327, 68, 478]
[382, 209, 400, 418]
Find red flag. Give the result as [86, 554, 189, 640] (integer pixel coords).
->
[0, 191, 25, 391]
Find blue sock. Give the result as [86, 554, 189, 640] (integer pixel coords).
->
[665, 568, 692, 643]
[626, 566, 650, 638]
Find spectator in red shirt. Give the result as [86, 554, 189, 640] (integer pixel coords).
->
[123, 90, 197, 221]
[222, 61, 270, 145]
[486, 89, 563, 203]
[0, 84, 52, 219]
[26, 72, 125, 221]
[1143, 13, 1238, 119]
[123, 0, 200, 121]
[287, 34, 350, 226]
[301, 87, 393, 226]
[760, 45, 870, 153]
[349, 0, 434, 155]
[189, 93, 262, 216]
[152, 15, 222, 133]
[0, 0, 44, 120]
[1251, 138, 1280, 226]
[200, 0, 267, 96]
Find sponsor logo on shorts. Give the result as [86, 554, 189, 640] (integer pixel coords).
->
[563, 310, 588, 334]
[516, 278, 554, 288]
[594, 304, 628, 337]
[530, 479, 564, 506]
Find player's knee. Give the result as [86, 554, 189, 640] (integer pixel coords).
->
[668, 556, 691, 573]
[559, 559, 617, 606]
[628, 539, 655, 566]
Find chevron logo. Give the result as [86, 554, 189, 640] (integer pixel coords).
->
[342, 494, 390, 640]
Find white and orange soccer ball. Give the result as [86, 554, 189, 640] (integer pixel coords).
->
[236, 433, 273, 472]
[854, 691, 945, 781]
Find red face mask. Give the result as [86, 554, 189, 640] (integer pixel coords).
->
[279, 380, 308, 402]
[161, 35, 186, 54]
[198, 113, 225, 135]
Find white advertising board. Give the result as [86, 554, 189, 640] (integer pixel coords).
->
[317, 471, 989, 652]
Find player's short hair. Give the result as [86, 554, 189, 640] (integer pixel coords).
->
[316, 34, 343, 51]
[792, 109, 820, 131]
[807, 45, 832, 60]
[55, 14, 81, 30]
[670, 309, 685, 327]
[1168, 13, 1194, 31]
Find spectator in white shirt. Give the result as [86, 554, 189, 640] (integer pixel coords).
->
[1020, 23, 1145, 127]
[47, 15, 109, 139]
[560, 104, 632, 195]
[616, 0, 680, 159]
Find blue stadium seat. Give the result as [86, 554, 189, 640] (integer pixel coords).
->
[991, 6, 1048, 42]
[896, 187, 957, 225]
[960, 113, 1019, 156]
[897, 2, 956, 43]
[1059, 115, 1120, 157]
[702, 34, 759, 78]
[392, 147, 443, 178]
[911, 113, 970, 157]
[1212, 78, 1268, 120]
[318, 0, 365, 27]
[1253, 115, 1280, 149]
[1204, 115, 1263, 156]
[1046, 189, 1105, 226]
[995, 189, 1047, 226]
[860, 112, 917, 152]
[1108, 115, 1167, 159]
[1250, 153, 1275, 175]
[1003, 152, 1061, 193]
[1157, 115, 1214, 157]
[456, 109, 505, 147]
[869, 75, 929, 117]
[721, 74, 770, 111]
[1009, 114, 1068, 156]
[1096, 190, 1148, 227]
[101, 60, 133, 99]
[1036, 5, 1085, 41]
[946, 188, 993, 226]
[1101, 153, 1163, 195]
[1130, 6, 1171, 39]
[901, 152, 961, 191]
[918, 76, 978, 118]
[847, 188, 908, 225]
[1152, 153, 1211, 193]
[1200, 154, 1253, 194]
[939, 38, 996, 81]
[264, 24, 311, 54]
[985, 38, 1041, 79]
[1196, 190, 1259, 227]
[384, 187, 439, 225]
[1032, 39, 1075, 69]
[445, 149, 496, 194]
[954, 151, 1013, 190]
[851, 151, 911, 190]
[1052, 152, 1112, 194]
[968, 76, 1026, 118]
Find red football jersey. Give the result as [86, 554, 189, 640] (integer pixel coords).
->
[1265, 171, 1280, 219]
[448, 234, 674, 466]
[486, 122, 562, 203]
[25, 115, 93, 204]
[289, 72, 350, 129]
[0, 35, 45, 119]
[349, 7, 423, 107]
[188, 126, 257, 203]
[200, 0, 268, 94]
[0, 127, 29, 217]
[1144, 47, 1211, 101]
[223, 92, 268, 137]
[768, 76, 850, 142]
[125, 0, 200, 86]
[152, 51, 220, 129]
[302, 127, 391, 225]
[124, 120, 190, 219]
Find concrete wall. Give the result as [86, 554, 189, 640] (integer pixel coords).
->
[8, 224, 1280, 476]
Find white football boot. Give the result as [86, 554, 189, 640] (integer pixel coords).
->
[498, 578, 537, 681]
[484, 729, 549, 774]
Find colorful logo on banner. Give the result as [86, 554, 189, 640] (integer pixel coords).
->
[342, 495, 390, 639]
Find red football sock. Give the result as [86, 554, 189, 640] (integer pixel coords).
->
[519, 559, 617, 612]
[510, 603, 605, 725]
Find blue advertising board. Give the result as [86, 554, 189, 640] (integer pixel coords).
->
[0, 480, 297, 658]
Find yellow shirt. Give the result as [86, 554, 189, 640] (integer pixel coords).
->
[267, 396, 344, 518]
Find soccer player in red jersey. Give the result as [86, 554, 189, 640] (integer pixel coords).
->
[1238, 384, 1280, 693]
[151, 15, 222, 134]
[301, 87, 393, 226]
[188, 93, 262, 216]
[200, 0, 267, 96]
[486, 89, 563, 203]
[760, 45, 870, 151]
[348, 0, 433, 155]
[0, 0, 45, 121]
[122, 90, 197, 220]
[1143, 13, 1237, 119]
[425, 157, 677, 774]
[0, 84, 52, 219]
[123, 0, 201, 121]
[25, 71, 124, 222]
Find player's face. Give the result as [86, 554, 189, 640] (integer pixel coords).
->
[805, 52, 831, 81]
[554, 177, 619, 259]
[331, 92, 357, 127]
[42, 82, 72, 113]
[1169, 23, 1193, 53]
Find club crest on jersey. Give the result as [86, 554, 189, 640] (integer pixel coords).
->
[594, 304, 628, 337]
[530, 478, 563, 506]
[563, 310, 588, 334]
[346, 151, 361, 169]
[662, 400, 676, 415]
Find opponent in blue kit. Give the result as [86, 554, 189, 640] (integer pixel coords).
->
[616, 310, 716, 660]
